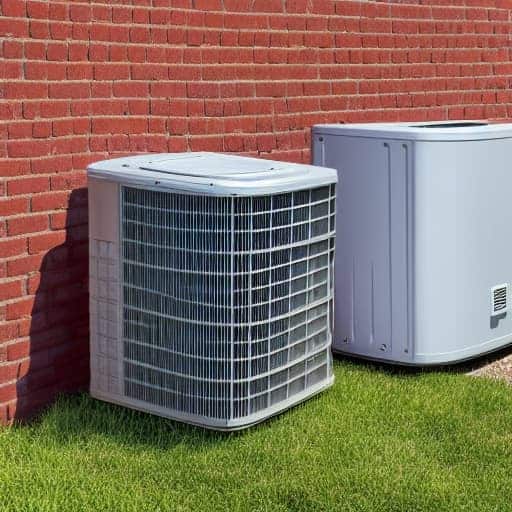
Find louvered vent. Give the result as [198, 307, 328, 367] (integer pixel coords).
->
[119, 184, 336, 428]
[491, 284, 508, 316]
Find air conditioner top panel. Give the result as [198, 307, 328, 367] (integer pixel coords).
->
[87, 152, 337, 195]
[313, 120, 512, 142]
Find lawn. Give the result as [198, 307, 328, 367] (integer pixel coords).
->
[2, 359, 512, 512]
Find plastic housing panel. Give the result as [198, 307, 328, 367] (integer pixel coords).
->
[313, 121, 512, 365]
[88, 152, 336, 196]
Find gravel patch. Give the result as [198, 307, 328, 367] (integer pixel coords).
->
[467, 349, 512, 384]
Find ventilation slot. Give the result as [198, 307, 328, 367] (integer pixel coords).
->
[491, 284, 508, 316]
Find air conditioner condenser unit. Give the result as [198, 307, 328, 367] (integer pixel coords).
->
[313, 121, 512, 365]
[88, 152, 337, 430]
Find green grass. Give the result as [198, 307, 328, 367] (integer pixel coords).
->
[2, 360, 512, 512]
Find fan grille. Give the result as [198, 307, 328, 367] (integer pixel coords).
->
[121, 185, 335, 421]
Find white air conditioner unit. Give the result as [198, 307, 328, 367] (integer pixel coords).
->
[88, 152, 337, 430]
[313, 121, 512, 365]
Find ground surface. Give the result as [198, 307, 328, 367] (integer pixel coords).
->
[468, 350, 512, 384]
[2, 359, 512, 512]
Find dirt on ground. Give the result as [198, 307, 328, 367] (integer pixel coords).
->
[467, 349, 512, 384]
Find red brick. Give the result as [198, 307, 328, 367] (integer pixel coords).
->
[0, 239, 27, 259]
[3, 82, 47, 100]
[150, 82, 187, 98]
[7, 140, 50, 158]
[0, 384, 16, 403]
[0, 280, 23, 302]
[130, 26, 150, 43]
[6, 253, 43, 277]
[131, 63, 168, 80]
[48, 2, 68, 21]
[93, 63, 130, 80]
[31, 155, 72, 174]
[28, 231, 66, 254]
[7, 122, 32, 139]
[92, 117, 147, 135]
[2, 0, 26, 17]
[0, 362, 21, 385]
[112, 6, 132, 23]
[67, 63, 93, 81]
[49, 83, 90, 99]
[113, 82, 149, 97]
[49, 207, 87, 230]
[68, 42, 88, 61]
[33, 121, 52, 138]
[23, 41, 44, 59]
[0, 17, 28, 37]
[24, 62, 48, 80]
[51, 119, 73, 137]
[7, 177, 49, 196]
[1, 61, 22, 79]
[31, 191, 70, 212]
[38, 101, 69, 119]
[0, 322, 19, 345]
[69, 4, 91, 22]
[49, 21, 71, 40]
[88, 43, 108, 62]
[0, 198, 29, 217]
[46, 43, 68, 61]
[6, 340, 30, 362]
[26, 0, 49, 19]
[2, 40, 23, 58]
[7, 215, 48, 236]
[50, 172, 86, 191]
[28, 19, 49, 39]
[6, 297, 37, 320]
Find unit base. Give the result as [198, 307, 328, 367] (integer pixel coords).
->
[91, 375, 334, 432]
[333, 339, 512, 367]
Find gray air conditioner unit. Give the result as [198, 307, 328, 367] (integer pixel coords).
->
[88, 152, 337, 430]
[313, 121, 512, 365]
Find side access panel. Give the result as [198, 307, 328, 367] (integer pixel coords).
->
[312, 134, 413, 363]
[88, 178, 122, 397]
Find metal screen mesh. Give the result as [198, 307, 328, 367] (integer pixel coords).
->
[121, 184, 335, 423]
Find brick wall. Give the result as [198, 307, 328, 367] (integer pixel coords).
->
[1, 0, 512, 423]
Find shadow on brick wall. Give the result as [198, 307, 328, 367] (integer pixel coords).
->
[13, 188, 90, 421]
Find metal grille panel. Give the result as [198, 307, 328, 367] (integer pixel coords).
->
[121, 184, 335, 425]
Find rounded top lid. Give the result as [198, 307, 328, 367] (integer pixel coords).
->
[87, 152, 337, 195]
[313, 120, 512, 141]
